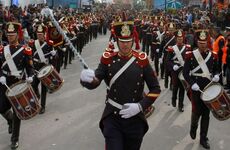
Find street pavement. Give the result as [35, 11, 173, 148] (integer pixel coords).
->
[0, 33, 230, 150]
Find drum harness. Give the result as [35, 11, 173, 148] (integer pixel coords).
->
[190, 49, 212, 80]
[156, 31, 165, 43]
[2, 45, 25, 79]
[172, 45, 185, 66]
[34, 40, 48, 64]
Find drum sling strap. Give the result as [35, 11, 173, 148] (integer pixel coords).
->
[2, 45, 24, 77]
[107, 56, 136, 109]
[35, 40, 46, 63]
[156, 31, 164, 43]
[192, 49, 211, 80]
[172, 45, 185, 66]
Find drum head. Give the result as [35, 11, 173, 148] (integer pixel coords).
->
[201, 84, 222, 101]
[7, 82, 28, 97]
[37, 65, 52, 78]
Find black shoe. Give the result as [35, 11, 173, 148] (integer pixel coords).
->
[200, 138, 210, 149]
[39, 107, 45, 114]
[178, 107, 184, 112]
[11, 141, 19, 149]
[172, 101, 176, 107]
[190, 127, 197, 140]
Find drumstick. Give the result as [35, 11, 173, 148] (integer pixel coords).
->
[206, 72, 223, 89]
[4, 83, 14, 94]
[199, 89, 211, 99]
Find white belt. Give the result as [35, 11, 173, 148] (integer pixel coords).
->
[173, 60, 180, 64]
[2, 70, 23, 77]
[107, 99, 123, 110]
[191, 73, 211, 78]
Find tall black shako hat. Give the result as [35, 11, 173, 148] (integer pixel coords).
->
[113, 11, 134, 42]
[113, 21, 134, 42]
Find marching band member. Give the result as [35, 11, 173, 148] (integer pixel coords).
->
[80, 19, 161, 150]
[0, 22, 33, 150]
[167, 29, 191, 112]
[183, 30, 220, 149]
[29, 22, 56, 114]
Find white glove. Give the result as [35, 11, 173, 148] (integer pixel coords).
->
[62, 48, 67, 52]
[173, 65, 180, 71]
[212, 74, 220, 82]
[26, 76, 33, 83]
[50, 50, 56, 56]
[0, 76, 6, 85]
[156, 49, 159, 53]
[191, 83, 200, 91]
[119, 103, 141, 119]
[159, 58, 163, 64]
[80, 69, 95, 83]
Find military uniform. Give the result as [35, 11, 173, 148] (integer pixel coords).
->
[150, 25, 161, 76]
[80, 20, 161, 150]
[0, 22, 34, 149]
[29, 23, 55, 114]
[160, 26, 176, 87]
[167, 29, 191, 112]
[183, 30, 220, 149]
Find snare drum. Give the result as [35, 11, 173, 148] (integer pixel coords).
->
[5, 81, 41, 120]
[178, 71, 190, 90]
[37, 65, 64, 93]
[201, 83, 230, 121]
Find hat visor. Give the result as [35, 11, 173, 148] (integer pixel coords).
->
[198, 40, 207, 44]
[7, 32, 17, 36]
[118, 38, 133, 42]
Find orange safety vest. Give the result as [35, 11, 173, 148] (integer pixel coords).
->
[212, 35, 225, 62]
[222, 41, 228, 64]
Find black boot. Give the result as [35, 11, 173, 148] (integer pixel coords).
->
[39, 107, 46, 114]
[200, 137, 210, 149]
[2, 110, 13, 134]
[11, 141, 19, 150]
[190, 113, 200, 139]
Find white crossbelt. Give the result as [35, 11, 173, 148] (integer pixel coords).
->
[107, 98, 123, 110]
[109, 56, 136, 89]
[164, 36, 175, 50]
[156, 31, 164, 43]
[2, 45, 24, 76]
[192, 49, 211, 80]
[35, 40, 46, 63]
[172, 45, 185, 66]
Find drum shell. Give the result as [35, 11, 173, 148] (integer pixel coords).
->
[201, 84, 230, 121]
[5, 81, 41, 120]
[37, 65, 64, 93]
